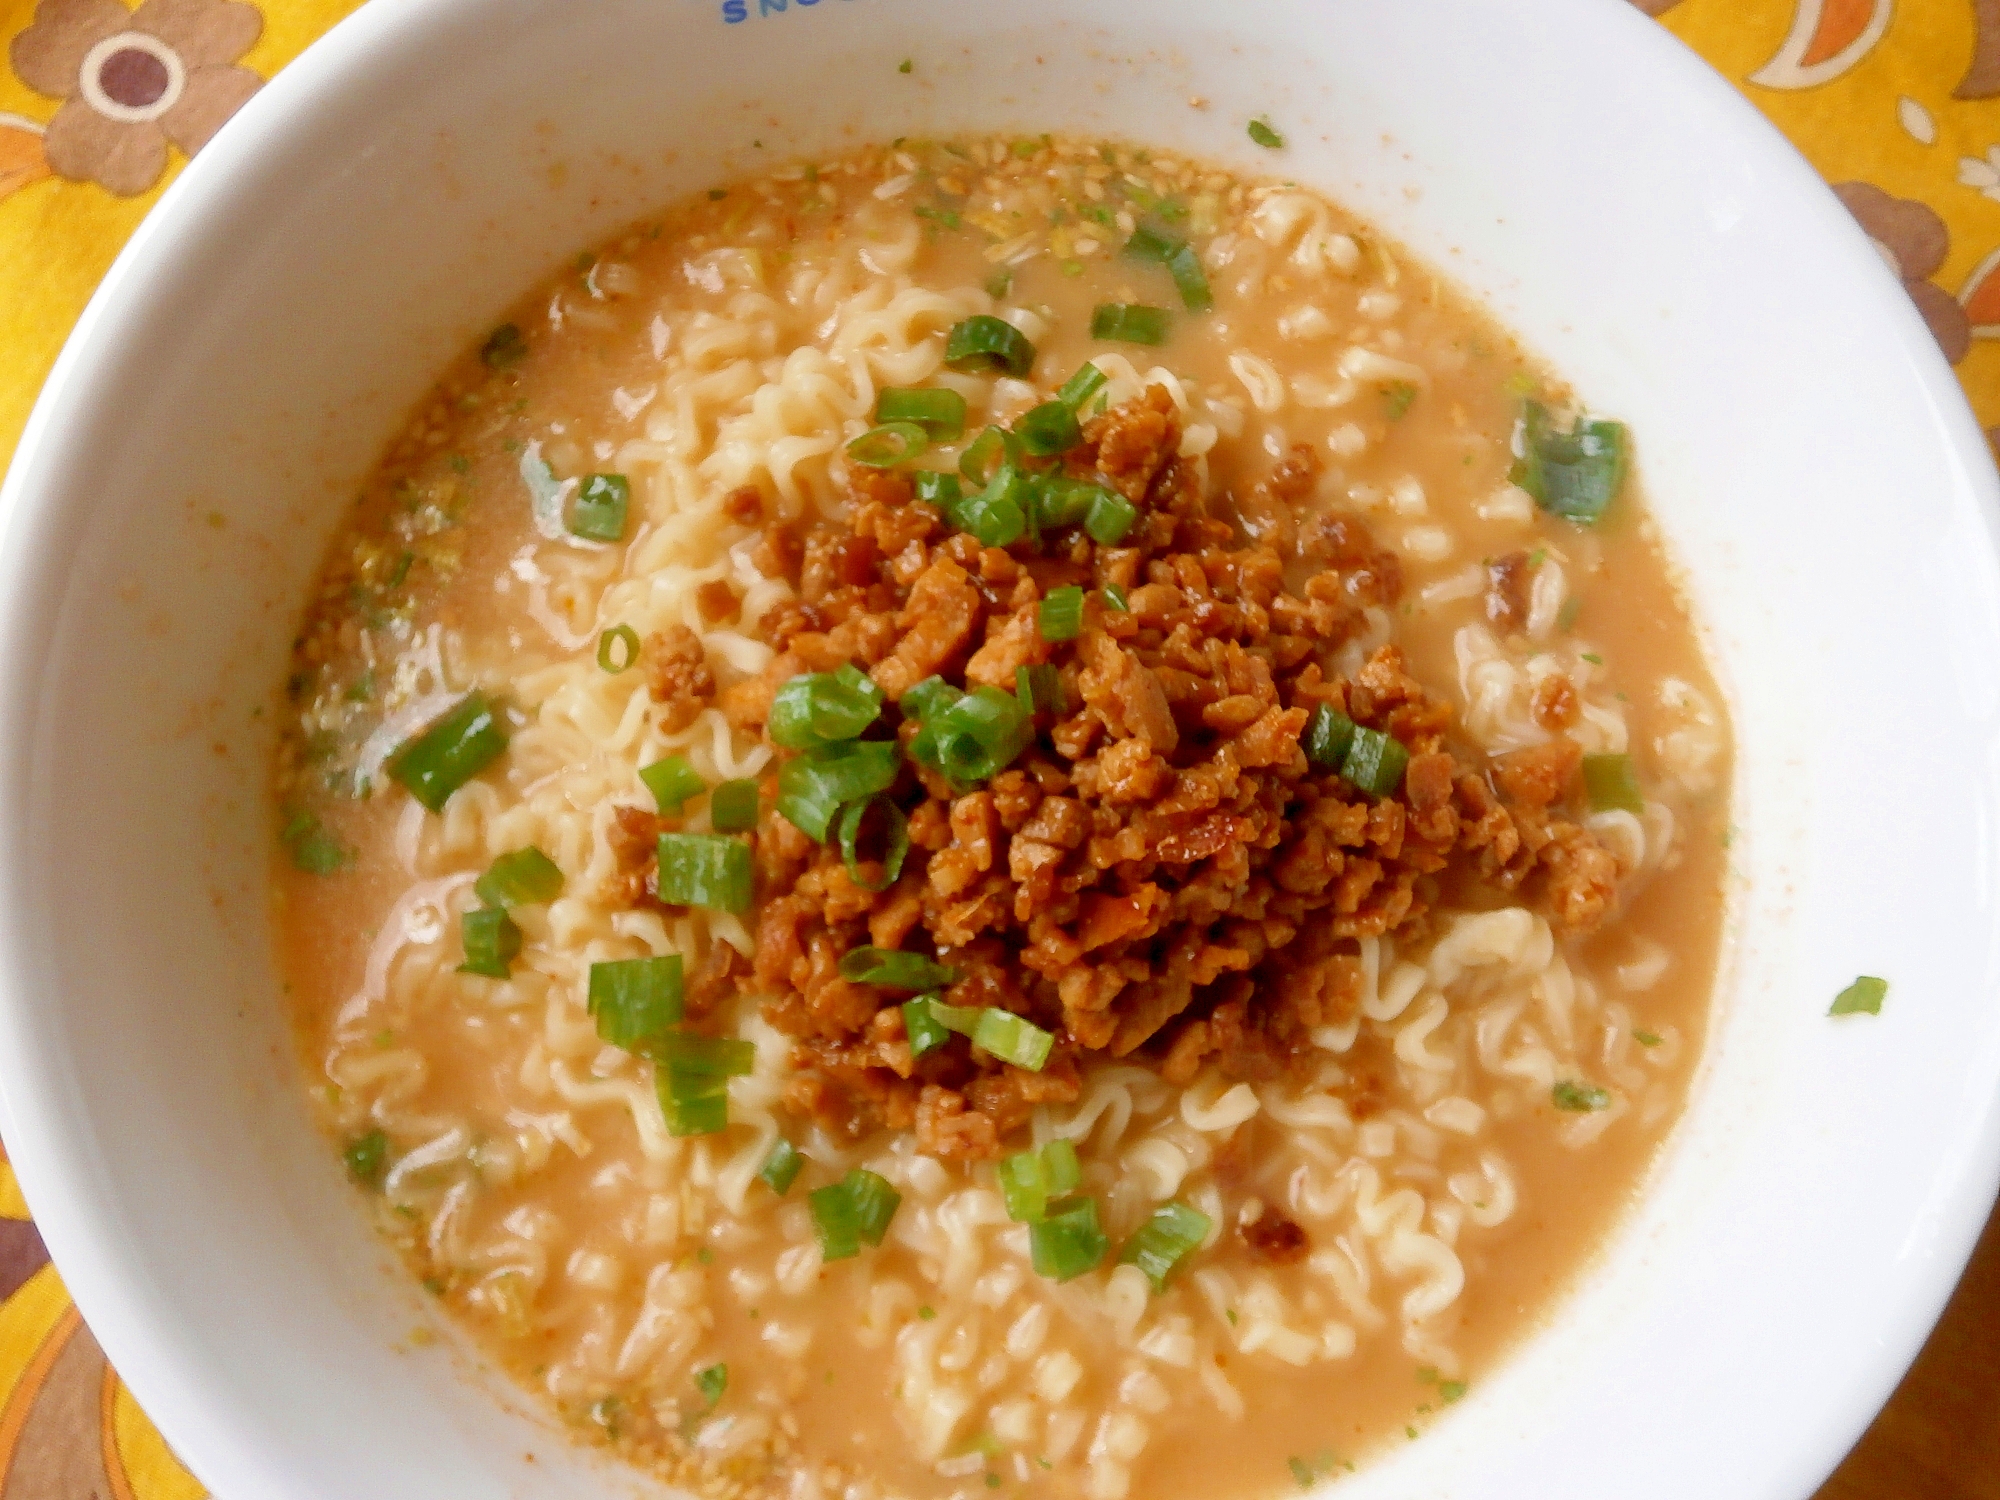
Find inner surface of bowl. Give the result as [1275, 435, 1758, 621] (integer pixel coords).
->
[2, 1, 1998, 1497]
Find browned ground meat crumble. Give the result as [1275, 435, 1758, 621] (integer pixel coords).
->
[617, 387, 1624, 1160]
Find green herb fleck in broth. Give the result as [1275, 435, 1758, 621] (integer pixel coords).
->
[479, 323, 526, 369]
[1634, 1029, 1664, 1047]
[898, 57, 912, 73]
[281, 809, 350, 874]
[1552, 1080, 1613, 1112]
[694, 1362, 728, 1406]
[1381, 381, 1417, 420]
[1830, 976, 1888, 1016]
[1247, 117, 1285, 149]
[343, 1129, 389, 1185]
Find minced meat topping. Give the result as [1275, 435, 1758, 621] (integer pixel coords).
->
[618, 387, 1623, 1160]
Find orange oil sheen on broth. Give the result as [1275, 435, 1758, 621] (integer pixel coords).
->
[272, 136, 1729, 1500]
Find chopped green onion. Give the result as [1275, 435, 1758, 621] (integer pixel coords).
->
[710, 778, 761, 832]
[1032, 476, 1101, 531]
[973, 1009, 1055, 1070]
[694, 1363, 728, 1406]
[837, 795, 910, 891]
[475, 846, 564, 908]
[640, 754, 707, 812]
[1101, 582, 1129, 611]
[1247, 117, 1285, 149]
[1304, 705, 1358, 769]
[1551, 1080, 1612, 1112]
[1123, 228, 1211, 311]
[1084, 488, 1139, 545]
[1381, 382, 1418, 421]
[953, 465, 1030, 548]
[838, 946, 961, 990]
[913, 470, 964, 509]
[809, 1179, 862, 1261]
[997, 1139, 1084, 1224]
[759, 1138, 804, 1194]
[658, 1068, 729, 1136]
[958, 426, 1018, 487]
[1056, 362, 1108, 411]
[918, 685, 1034, 787]
[1042, 1137, 1080, 1194]
[1633, 1029, 1664, 1047]
[847, 1168, 901, 1245]
[597, 624, 640, 673]
[1514, 401, 1627, 525]
[902, 995, 952, 1058]
[847, 422, 930, 468]
[810, 1168, 902, 1260]
[1341, 727, 1408, 798]
[1582, 753, 1643, 814]
[1029, 1196, 1109, 1281]
[281, 809, 350, 874]
[985, 268, 1012, 299]
[344, 1129, 389, 1186]
[1165, 242, 1213, 312]
[481, 323, 527, 368]
[570, 473, 630, 542]
[654, 832, 753, 913]
[901, 675, 962, 723]
[459, 907, 521, 979]
[1119, 1201, 1212, 1291]
[776, 740, 901, 841]
[768, 668, 884, 750]
[928, 999, 985, 1035]
[652, 1030, 757, 1077]
[1016, 401, 1082, 457]
[1015, 664, 1065, 717]
[1039, 585, 1085, 642]
[588, 955, 684, 1048]
[390, 692, 509, 812]
[1830, 976, 1888, 1017]
[998, 1148, 1053, 1223]
[876, 387, 967, 439]
[1124, 224, 1179, 263]
[1090, 303, 1172, 346]
[945, 315, 1036, 377]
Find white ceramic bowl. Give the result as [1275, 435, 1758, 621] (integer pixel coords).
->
[3, 1, 1997, 1496]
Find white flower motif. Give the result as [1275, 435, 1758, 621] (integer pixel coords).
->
[1958, 146, 2000, 204]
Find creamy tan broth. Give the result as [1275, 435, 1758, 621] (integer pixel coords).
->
[274, 136, 1730, 1500]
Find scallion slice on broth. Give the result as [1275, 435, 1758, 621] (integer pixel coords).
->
[458, 906, 521, 979]
[587, 955, 683, 1048]
[1090, 303, 1171, 346]
[875, 386, 967, 439]
[390, 692, 508, 812]
[474, 846, 564, 908]
[639, 754, 707, 812]
[944, 314, 1036, 377]
[654, 832, 753, 913]
[1029, 1196, 1110, 1282]
[1514, 400, 1627, 524]
[709, 778, 761, 832]
[1119, 1201, 1212, 1291]
[759, 1139, 804, 1195]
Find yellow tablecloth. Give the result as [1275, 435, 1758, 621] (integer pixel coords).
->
[1, 0, 1997, 1491]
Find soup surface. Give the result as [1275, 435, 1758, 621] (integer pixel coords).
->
[274, 136, 1731, 1500]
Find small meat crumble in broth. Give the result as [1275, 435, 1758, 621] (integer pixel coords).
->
[274, 136, 1731, 1500]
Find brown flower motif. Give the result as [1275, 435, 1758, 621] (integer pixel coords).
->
[9, 0, 262, 196]
[1834, 181, 1971, 364]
